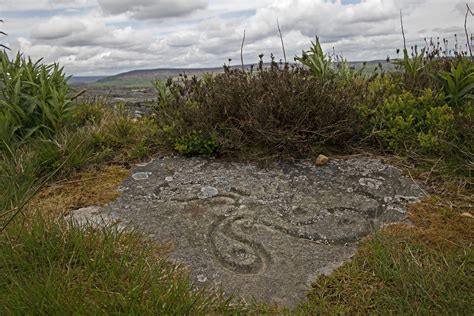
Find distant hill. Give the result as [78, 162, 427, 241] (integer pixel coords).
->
[92, 67, 226, 87]
[86, 60, 395, 88]
[68, 76, 106, 84]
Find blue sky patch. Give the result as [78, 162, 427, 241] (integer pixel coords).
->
[341, 0, 361, 5]
[3, 7, 92, 19]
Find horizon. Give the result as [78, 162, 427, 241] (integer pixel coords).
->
[69, 58, 391, 78]
[1, 0, 470, 76]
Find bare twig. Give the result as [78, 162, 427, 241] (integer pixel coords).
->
[0, 19, 10, 50]
[277, 18, 287, 64]
[71, 89, 87, 101]
[51, 175, 103, 186]
[240, 29, 246, 72]
[406, 167, 429, 197]
[465, 4, 474, 58]
[400, 10, 407, 51]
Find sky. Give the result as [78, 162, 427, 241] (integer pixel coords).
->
[0, 0, 470, 75]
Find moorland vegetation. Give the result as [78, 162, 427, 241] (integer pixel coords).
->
[0, 24, 473, 314]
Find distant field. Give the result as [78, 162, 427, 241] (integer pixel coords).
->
[89, 77, 157, 88]
[68, 76, 106, 84]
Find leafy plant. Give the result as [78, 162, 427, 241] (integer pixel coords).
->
[153, 79, 174, 108]
[174, 132, 218, 156]
[0, 111, 17, 144]
[295, 37, 333, 80]
[393, 48, 426, 90]
[438, 58, 474, 107]
[0, 51, 73, 143]
[368, 89, 456, 153]
[73, 100, 105, 126]
[0, 142, 38, 220]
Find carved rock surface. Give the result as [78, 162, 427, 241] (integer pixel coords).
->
[69, 157, 424, 306]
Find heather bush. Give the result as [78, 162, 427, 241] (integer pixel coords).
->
[154, 67, 368, 158]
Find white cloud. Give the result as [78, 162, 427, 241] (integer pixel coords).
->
[0, 0, 470, 75]
[31, 17, 86, 40]
[97, 0, 208, 20]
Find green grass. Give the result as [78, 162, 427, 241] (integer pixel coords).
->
[0, 102, 161, 229]
[0, 215, 241, 315]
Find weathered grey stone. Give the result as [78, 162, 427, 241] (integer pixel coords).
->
[198, 186, 219, 199]
[132, 172, 152, 181]
[65, 206, 126, 231]
[76, 157, 424, 306]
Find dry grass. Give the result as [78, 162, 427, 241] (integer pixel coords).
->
[30, 165, 129, 217]
[407, 195, 474, 249]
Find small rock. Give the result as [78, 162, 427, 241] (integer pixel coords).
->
[198, 186, 218, 199]
[197, 274, 208, 283]
[65, 206, 122, 229]
[359, 177, 383, 190]
[132, 172, 151, 181]
[461, 212, 474, 219]
[315, 154, 329, 166]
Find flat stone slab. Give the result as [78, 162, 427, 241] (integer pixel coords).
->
[71, 157, 424, 306]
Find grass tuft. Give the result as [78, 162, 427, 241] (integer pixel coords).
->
[0, 215, 239, 315]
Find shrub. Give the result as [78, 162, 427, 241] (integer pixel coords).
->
[89, 105, 160, 161]
[154, 68, 368, 158]
[73, 100, 105, 126]
[0, 51, 73, 143]
[391, 49, 450, 93]
[174, 132, 218, 156]
[367, 89, 456, 153]
[366, 88, 474, 179]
